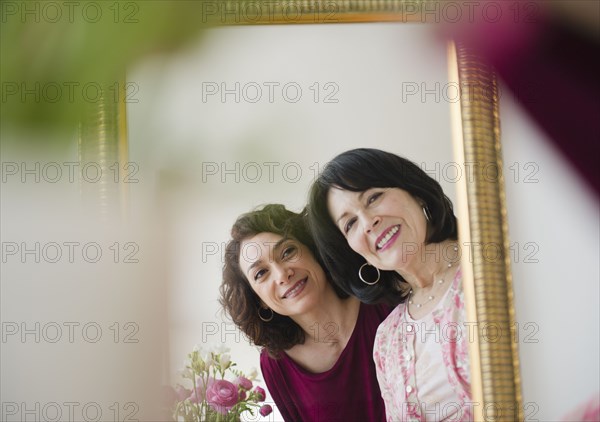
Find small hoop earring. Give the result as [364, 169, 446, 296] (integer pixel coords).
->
[358, 263, 380, 285]
[258, 307, 274, 322]
[422, 205, 432, 222]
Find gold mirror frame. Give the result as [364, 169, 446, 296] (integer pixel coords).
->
[78, 1, 522, 419]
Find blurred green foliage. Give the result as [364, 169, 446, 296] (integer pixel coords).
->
[1, 0, 214, 144]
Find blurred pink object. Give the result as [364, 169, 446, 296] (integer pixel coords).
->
[441, 0, 600, 195]
[562, 394, 600, 421]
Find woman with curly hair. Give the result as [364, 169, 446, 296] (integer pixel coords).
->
[220, 204, 391, 421]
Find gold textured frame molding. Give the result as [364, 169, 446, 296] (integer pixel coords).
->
[448, 41, 522, 421]
[78, 80, 129, 220]
[78, 1, 522, 419]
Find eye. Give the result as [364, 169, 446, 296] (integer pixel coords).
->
[282, 245, 297, 259]
[344, 217, 357, 234]
[367, 191, 383, 205]
[254, 268, 267, 282]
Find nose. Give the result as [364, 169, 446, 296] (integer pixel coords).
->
[273, 265, 294, 285]
[362, 213, 381, 234]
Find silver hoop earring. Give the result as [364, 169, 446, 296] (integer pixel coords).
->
[258, 307, 274, 322]
[358, 263, 380, 285]
[422, 205, 432, 222]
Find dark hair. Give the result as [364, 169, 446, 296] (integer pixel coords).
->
[220, 204, 349, 358]
[307, 148, 457, 305]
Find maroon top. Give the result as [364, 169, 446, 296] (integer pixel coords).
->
[260, 302, 391, 421]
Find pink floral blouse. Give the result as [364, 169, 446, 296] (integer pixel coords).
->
[373, 268, 471, 421]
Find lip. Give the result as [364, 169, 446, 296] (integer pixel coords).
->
[375, 224, 401, 252]
[282, 277, 308, 299]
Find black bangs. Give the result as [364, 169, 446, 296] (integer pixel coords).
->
[318, 148, 424, 194]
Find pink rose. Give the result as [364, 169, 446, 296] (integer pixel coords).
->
[253, 386, 266, 402]
[259, 404, 273, 417]
[206, 379, 239, 414]
[234, 376, 253, 391]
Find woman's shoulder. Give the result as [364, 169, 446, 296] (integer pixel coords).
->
[259, 348, 288, 379]
[375, 303, 404, 334]
[373, 304, 404, 365]
[260, 348, 282, 360]
[260, 348, 282, 368]
[445, 265, 466, 313]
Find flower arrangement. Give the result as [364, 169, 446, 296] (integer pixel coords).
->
[168, 344, 273, 422]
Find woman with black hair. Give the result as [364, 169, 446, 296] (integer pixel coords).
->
[308, 149, 471, 421]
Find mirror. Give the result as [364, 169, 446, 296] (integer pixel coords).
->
[126, 22, 459, 420]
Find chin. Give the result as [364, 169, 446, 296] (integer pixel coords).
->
[372, 255, 406, 272]
[384, 260, 411, 273]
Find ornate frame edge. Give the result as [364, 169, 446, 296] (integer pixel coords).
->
[450, 40, 523, 421]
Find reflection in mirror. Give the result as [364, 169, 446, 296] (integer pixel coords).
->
[307, 148, 469, 421]
[127, 23, 460, 420]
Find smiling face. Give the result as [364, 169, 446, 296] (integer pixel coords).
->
[238, 232, 329, 318]
[327, 187, 428, 272]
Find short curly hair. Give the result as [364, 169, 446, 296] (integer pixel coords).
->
[219, 204, 349, 357]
